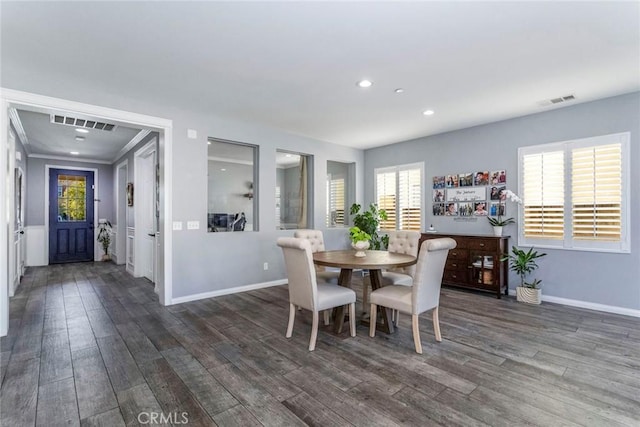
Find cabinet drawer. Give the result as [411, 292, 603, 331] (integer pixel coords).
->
[447, 249, 469, 261]
[446, 259, 467, 270]
[443, 270, 468, 283]
[468, 239, 498, 251]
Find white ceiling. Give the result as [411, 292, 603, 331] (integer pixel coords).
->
[2, 2, 639, 150]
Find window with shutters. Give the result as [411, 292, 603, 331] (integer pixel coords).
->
[327, 176, 345, 226]
[519, 132, 629, 252]
[375, 163, 423, 231]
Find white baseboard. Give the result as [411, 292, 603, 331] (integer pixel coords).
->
[508, 289, 640, 318]
[171, 279, 288, 305]
[25, 226, 47, 266]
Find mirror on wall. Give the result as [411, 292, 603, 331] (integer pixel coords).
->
[207, 138, 258, 232]
[326, 160, 355, 227]
[276, 150, 313, 230]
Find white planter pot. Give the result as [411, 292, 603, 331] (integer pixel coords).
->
[351, 240, 370, 257]
[516, 286, 541, 304]
[492, 226, 503, 237]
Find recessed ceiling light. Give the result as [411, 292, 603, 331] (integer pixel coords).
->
[75, 128, 89, 133]
[285, 154, 292, 158]
[357, 80, 373, 88]
[207, 141, 211, 145]
[423, 110, 435, 116]
[70, 151, 79, 155]
[220, 168, 226, 171]
[75, 136, 85, 142]
[394, 88, 404, 93]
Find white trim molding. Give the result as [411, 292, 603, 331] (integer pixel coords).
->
[8, 107, 29, 150]
[114, 129, 151, 163]
[172, 279, 288, 305]
[30, 153, 113, 165]
[508, 290, 640, 318]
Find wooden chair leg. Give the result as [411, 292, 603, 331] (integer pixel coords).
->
[349, 303, 356, 337]
[432, 306, 442, 342]
[369, 304, 377, 337]
[323, 310, 330, 326]
[286, 303, 295, 338]
[362, 278, 368, 314]
[309, 311, 319, 351]
[395, 311, 400, 325]
[412, 314, 422, 354]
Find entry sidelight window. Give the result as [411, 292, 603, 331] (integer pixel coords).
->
[57, 175, 87, 222]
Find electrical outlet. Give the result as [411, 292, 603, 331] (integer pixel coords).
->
[187, 221, 199, 230]
[173, 221, 183, 231]
[263, 262, 269, 270]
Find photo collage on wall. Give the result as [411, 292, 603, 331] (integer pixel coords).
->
[432, 170, 507, 217]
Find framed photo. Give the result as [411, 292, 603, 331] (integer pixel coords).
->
[127, 182, 134, 206]
[445, 174, 458, 188]
[444, 202, 458, 216]
[474, 171, 489, 186]
[433, 203, 446, 216]
[432, 176, 445, 189]
[474, 201, 488, 216]
[459, 173, 473, 187]
[458, 202, 474, 217]
[489, 185, 506, 200]
[491, 169, 507, 184]
[433, 189, 445, 202]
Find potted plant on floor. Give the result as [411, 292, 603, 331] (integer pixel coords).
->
[349, 226, 371, 257]
[97, 219, 113, 261]
[349, 203, 389, 250]
[502, 246, 547, 304]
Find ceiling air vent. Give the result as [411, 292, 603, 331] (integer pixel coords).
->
[538, 94, 576, 107]
[51, 114, 117, 132]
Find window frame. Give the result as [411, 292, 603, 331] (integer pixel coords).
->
[518, 132, 630, 253]
[374, 162, 424, 232]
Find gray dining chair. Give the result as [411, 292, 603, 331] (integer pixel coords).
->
[369, 237, 456, 354]
[277, 237, 356, 351]
[362, 230, 420, 318]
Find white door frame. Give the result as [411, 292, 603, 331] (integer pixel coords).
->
[0, 88, 174, 337]
[44, 164, 99, 262]
[115, 159, 128, 265]
[6, 123, 16, 298]
[12, 165, 25, 296]
[133, 138, 157, 281]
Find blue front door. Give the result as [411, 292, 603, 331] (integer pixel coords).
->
[49, 169, 95, 263]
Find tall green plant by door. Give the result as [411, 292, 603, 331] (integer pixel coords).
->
[349, 203, 388, 250]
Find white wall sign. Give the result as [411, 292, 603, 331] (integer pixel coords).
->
[446, 187, 486, 202]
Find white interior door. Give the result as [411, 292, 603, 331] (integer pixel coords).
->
[116, 161, 127, 265]
[135, 142, 157, 283]
[12, 166, 25, 295]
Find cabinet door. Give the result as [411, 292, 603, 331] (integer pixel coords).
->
[470, 252, 496, 287]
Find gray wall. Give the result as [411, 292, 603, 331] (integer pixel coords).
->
[364, 92, 640, 310]
[26, 157, 114, 226]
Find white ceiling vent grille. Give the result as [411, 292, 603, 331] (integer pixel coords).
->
[538, 94, 576, 107]
[51, 114, 117, 131]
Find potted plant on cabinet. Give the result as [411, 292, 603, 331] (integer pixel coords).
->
[349, 226, 371, 257]
[487, 189, 522, 236]
[349, 203, 389, 250]
[502, 246, 547, 304]
[97, 219, 113, 261]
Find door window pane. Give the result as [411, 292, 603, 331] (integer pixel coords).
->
[57, 175, 86, 222]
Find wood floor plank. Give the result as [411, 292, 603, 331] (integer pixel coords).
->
[36, 377, 80, 426]
[67, 315, 97, 352]
[39, 330, 73, 384]
[0, 358, 39, 426]
[72, 346, 119, 420]
[96, 335, 146, 392]
[282, 391, 351, 427]
[116, 383, 168, 427]
[212, 405, 262, 427]
[80, 407, 126, 427]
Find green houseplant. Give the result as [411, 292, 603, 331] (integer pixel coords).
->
[488, 189, 522, 236]
[349, 203, 389, 250]
[97, 220, 113, 261]
[502, 246, 547, 304]
[349, 226, 372, 257]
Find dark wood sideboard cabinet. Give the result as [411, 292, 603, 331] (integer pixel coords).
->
[419, 233, 509, 298]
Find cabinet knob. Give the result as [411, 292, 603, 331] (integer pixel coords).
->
[452, 274, 457, 279]
[451, 252, 457, 256]
[479, 243, 485, 247]
[452, 263, 457, 267]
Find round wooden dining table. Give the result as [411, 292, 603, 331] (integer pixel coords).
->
[313, 250, 416, 334]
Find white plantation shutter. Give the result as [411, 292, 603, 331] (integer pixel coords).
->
[376, 170, 397, 229]
[327, 176, 345, 226]
[375, 163, 423, 231]
[572, 143, 622, 241]
[522, 150, 564, 239]
[398, 168, 422, 231]
[519, 133, 629, 252]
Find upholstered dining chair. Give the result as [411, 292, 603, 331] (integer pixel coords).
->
[294, 229, 340, 284]
[362, 230, 421, 311]
[369, 237, 456, 354]
[277, 237, 356, 351]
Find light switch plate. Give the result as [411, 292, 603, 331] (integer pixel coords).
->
[187, 129, 198, 139]
[173, 221, 183, 231]
[187, 221, 199, 230]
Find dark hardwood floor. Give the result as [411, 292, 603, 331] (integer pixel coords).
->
[1, 262, 639, 426]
